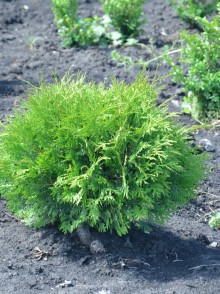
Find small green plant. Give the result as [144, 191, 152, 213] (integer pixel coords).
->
[51, 0, 146, 46]
[27, 36, 42, 51]
[165, 3, 220, 120]
[101, 0, 146, 37]
[0, 74, 206, 236]
[170, 0, 218, 28]
[111, 43, 180, 70]
[209, 211, 220, 229]
[51, 0, 108, 46]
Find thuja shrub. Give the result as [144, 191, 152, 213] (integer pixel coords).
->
[170, 0, 218, 28]
[0, 74, 206, 236]
[101, 0, 146, 37]
[166, 3, 220, 120]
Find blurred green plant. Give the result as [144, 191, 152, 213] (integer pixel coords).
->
[101, 0, 146, 38]
[165, 3, 220, 120]
[51, 0, 146, 46]
[170, 0, 218, 28]
[27, 36, 43, 51]
[209, 211, 220, 229]
[111, 43, 180, 70]
[0, 74, 206, 236]
[51, 0, 109, 46]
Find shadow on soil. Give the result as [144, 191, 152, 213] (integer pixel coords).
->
[0, 79, 27, 96]
[33, 218, 220, 283]
[1, 197, 220, 285]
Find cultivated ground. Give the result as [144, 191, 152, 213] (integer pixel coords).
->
[0, 0, 220, 293]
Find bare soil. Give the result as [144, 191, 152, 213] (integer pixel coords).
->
[0, 1, 220, 293]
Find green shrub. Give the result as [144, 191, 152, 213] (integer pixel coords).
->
[165, 3, 220, 120]
[101, 0, 146, 37]
[51, 0, 108, 46]
[0, 74, 205, 235]
[170, 0, 218, 28]
[51, 0, 145, 46]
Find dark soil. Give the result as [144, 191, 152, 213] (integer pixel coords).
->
[0, 1, 220, 293]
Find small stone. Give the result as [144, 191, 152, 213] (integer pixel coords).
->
[209, 242, 218, 248]
[90, 240, 105, 254]
[170, 99, 180, 108]
[52, 51, 60, 56]
[198, 139, 215, 152]
[55, 280, 73, 288]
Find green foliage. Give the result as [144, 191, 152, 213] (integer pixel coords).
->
[51, 0, 146, 46]
[101, 0, 146, 37]
[51, 0, 109, 46]
[165, 4, 220, 120]
[170, 0, 218, 27]
[209, 211, 220, 229]
[0, 74, 206, 236]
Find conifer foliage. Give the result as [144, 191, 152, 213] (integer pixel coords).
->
[0, 75, 205, 235]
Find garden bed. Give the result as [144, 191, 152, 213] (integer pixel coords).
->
[0, 0, 220, 293]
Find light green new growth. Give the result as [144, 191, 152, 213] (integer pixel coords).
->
[0, 74, 206, 235]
